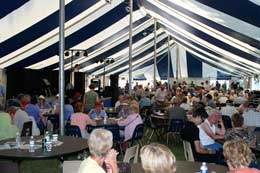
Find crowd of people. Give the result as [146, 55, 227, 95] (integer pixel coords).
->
[1, 79, 260, 173]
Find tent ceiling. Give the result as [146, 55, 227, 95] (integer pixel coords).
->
[0, 0, 259, 78]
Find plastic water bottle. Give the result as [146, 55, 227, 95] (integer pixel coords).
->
[200, 162, 208, 173]
[15, 132, 21, 148]
[29, 136, 35, 153]
[45, 131, 50, 142]
[103, 116, 107, 124]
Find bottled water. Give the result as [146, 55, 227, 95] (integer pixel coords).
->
[29, 136, 35, 153]
[103, 116, 107, 124]
[200, 162, 208, 173]
[45, 131, 50, 142]
[15, 132, 21, 148]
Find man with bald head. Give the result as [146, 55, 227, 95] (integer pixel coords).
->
[199, 109, 226, 151]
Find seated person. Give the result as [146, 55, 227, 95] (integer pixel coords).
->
[38, 95, 51, 109]
[117, 105, 143, 141]
[0, 105, 19, 140]
[180, 97, 191, 111]
[140, 143, 176, 173]
[181, 107, 220, 164]
[225, 113, 255, 148]
[166, 98, 186, 121]
[139, 94, 151, 110]
[114, 95, 124, 112]
[70, 102, 96, 138]
[25, 96, 45, 133]
[154, 84, 168, 108]
[220, 100, 238, 117]
[223, 140, 260, 173]
[199, 109, 225, 151]
[117, 102, 129, 119]
[89, 102, 107, 119]
[78, 129, 118, 173]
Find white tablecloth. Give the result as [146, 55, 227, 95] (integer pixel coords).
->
[244, 110, 260, 127]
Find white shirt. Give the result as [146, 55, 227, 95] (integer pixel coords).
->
[199, 119, 216, 146]
[218, 96, 228, 104]
[220, 105, 238, 117]
[180, 103, 191, 111]
[78, 157, 105, 173]
[155, 88, 167, 102]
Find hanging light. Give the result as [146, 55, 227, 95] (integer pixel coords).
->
[75, 51, 80, 57]
[83, 51, 88, 57]
[64, 51, 70, 56]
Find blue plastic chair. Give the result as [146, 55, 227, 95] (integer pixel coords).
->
[65, 125, 82, 137]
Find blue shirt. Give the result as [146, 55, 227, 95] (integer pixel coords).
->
[24, 104, 41, 123]
[89, 109, 107, 119]
[117, 109, 129, 118]
[0, 84, 4, 97]
[64, 104, 74, 121]
[139, 97, 151, 109]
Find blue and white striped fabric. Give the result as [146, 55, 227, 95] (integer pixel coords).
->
[0, 0, 259, 79]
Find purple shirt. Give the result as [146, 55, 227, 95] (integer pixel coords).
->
[117, 113, 143, 141]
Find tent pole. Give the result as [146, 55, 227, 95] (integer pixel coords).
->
[167, 35, 170, 91]
[59, 0, 65, 136]
[128, 0, 133, 95]
[176, 44, 179, 83]
[153, 19, 157, 88]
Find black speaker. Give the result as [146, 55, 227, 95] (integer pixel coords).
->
[74, 72, 85, 95]
[110, 74, 119, 105]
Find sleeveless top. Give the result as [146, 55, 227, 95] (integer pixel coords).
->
[199, 119, 216, 146]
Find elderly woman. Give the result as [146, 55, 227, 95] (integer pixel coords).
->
[117, 104, 143, 141]
[223, 140, 260, 173]
[70, 102, 96, 138]
[140, 143, 176, 173]
[78, 129, 118, 173]
[225, 113, 255, 148]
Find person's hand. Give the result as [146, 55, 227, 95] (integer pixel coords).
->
[208, 149, 216, 154]
[105, 149, 118, 169]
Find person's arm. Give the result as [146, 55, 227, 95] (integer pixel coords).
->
[201, 123, 224, 140]
[86, 115, 96, 126]
[117, 116, 132, 126]
[194, 140, 215, 154]
[216, 119, 226, 135]
[105, 149, 119, 173]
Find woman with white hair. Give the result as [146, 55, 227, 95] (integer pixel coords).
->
[140, 143, 176, 173]
[78, 129, 118, 173]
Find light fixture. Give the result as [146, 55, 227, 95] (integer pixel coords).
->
[65, 51, 70, 56]
[83, 51, 88, 57]
[75, 51, 80, 57]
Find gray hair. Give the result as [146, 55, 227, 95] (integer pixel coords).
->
[88, 129, 113, 157]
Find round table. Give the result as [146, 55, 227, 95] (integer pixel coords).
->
[0, 136, 88, 160]
[130, 161, 228, 173]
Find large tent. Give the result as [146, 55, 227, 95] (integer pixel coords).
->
[1, 0, 260, 80]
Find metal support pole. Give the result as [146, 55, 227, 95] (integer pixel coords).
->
[128, 0, 133, 95]
[153, 19, 157, 88]
[176, 44, 179, 83]
[103, 63, 106, 88]
[167, 35, 171, 91]
[59, 0, 65, 136]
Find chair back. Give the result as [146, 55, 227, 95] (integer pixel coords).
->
[222, 115, 232, 129]
[123, 144, 139, 163]
[48, 115, 59, 132]
[255, 127, 260, 132]
[0, 161, 19, 173]
[182, 140, 194, 161]
[168, 119, 184, 133]
[65, 125, 82, 137]
[21, 121, 33, 137]
[105, 125, 121, 143]
[140, 106, 152, 119]
[130, 124, 144, 146]
[63, 160, 82, 173]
